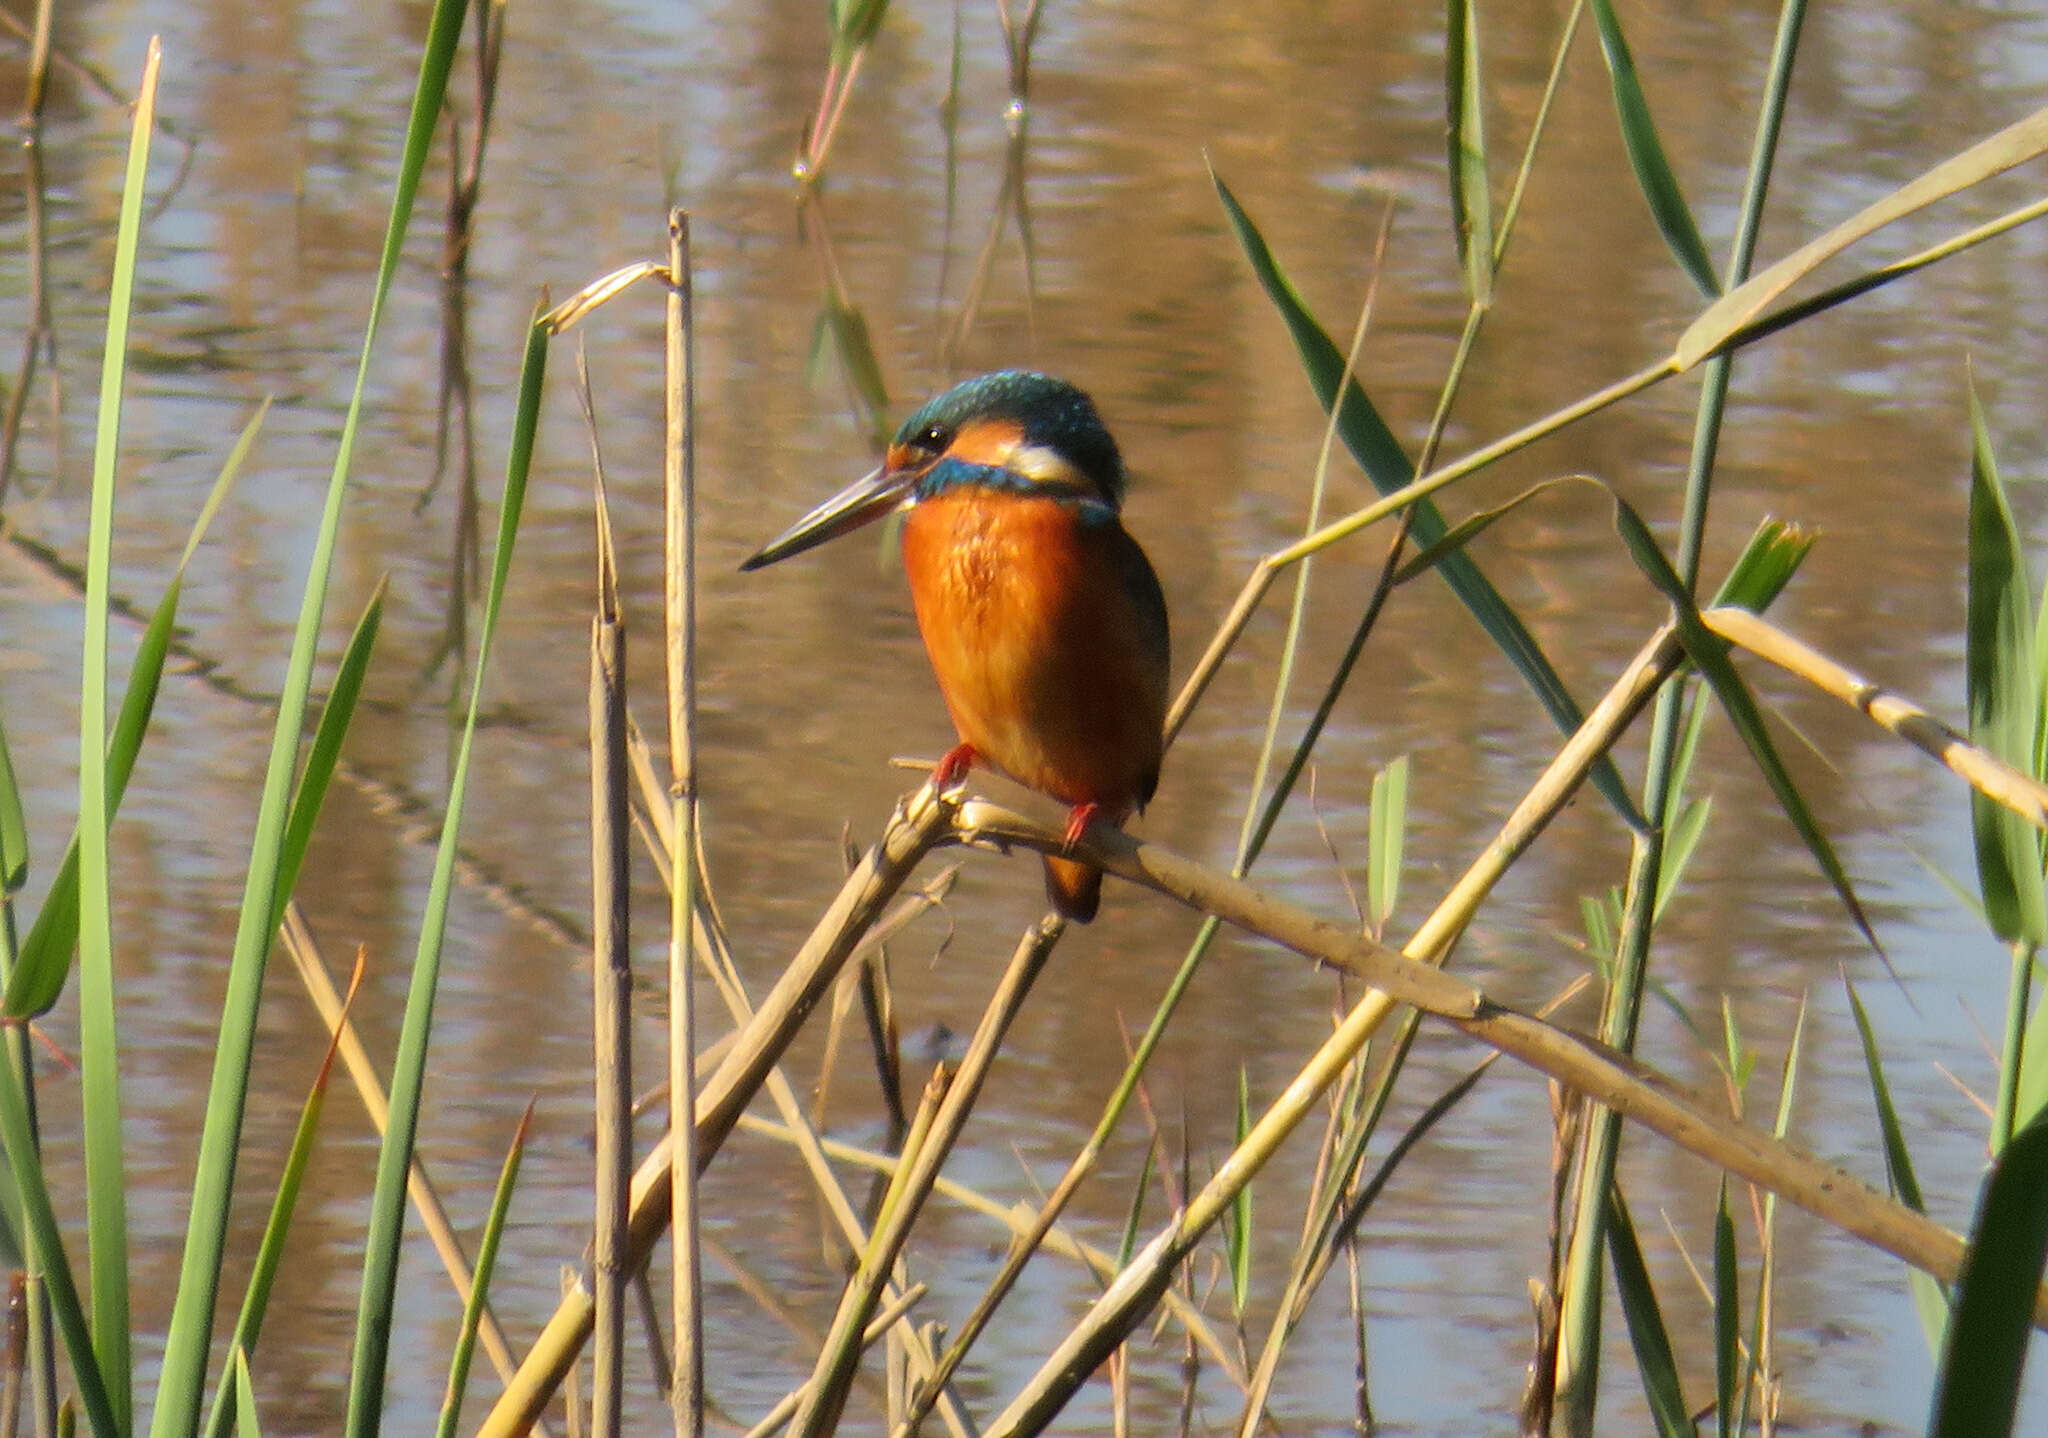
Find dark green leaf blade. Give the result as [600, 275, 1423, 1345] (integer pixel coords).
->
[0, 706, 26, 896]
[269, 581, 388, 936]
[1846, 977, 1950, 1352]
[1587, 0, 1719, 296]
[1444, 0, 1493, 304]
[1613, 495, 1881, 954]
[1709, 516, 1816, 614]
[1213, 172, 1642, 829]
[434, 1100, 533, 1438]
[1713, 1178, 1738, 1438]
[1604, 1184, 1691, 1438]
[1928, 1109, 2048, 1438]
[344, 313, 547, 1438]
[1966, 383, 2048, 945]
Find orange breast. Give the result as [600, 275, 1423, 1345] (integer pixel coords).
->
[900, 490, 1167, 815]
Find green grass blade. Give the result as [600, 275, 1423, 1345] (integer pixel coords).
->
[1966, 381, 2048, 945]
[1117, 1143, 1155, 1270]
[0, 707, 26, 896]
[78, 40, 166, 1436]
[1212, 171, 1641, 828]
[1444, 0, 1493, 304]
[269, 581, 387, 937]
[1580, 894, 1614, 960]
[1928, 1110, 2048, 1438]
[1226, 1067, 1253, 1316]
[5, 401, 262, 1020]
[344, 314, 547, 1438]
[1613, 495, 1881, 953]
[1677, 105, 2048, 369]
[2016, 954, 2048, 1133]
[1709, 516, 1815, 614]
[229, 1353, 258, 1438]
[434, 1100, 532, 1438]
[1845, 977, 1950, 1353]
[1843, 979, 1925, 1214]
[1389, 476, 1583, 587]
[0, 1034, 116, 1438]
[1586, 0, 1718, 297]
[1603, 1184, 1691, 1438]
[203, 959, 360, 1438]
[1653, 796, 1710, 923]
[1367, 755, 1408, 935]
[1713, 1179, 1738, 1438]
[829, 0, 889, 65]
[148, 2, 468, 1432]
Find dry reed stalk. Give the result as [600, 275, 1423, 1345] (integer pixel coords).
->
[734, 1111, 1235, 1371]
[787, 916, 1064, 1436]
[588, 563, 631, 1434]
[1703, 605, 2048, 827]
[662, 206, 706, 1438]
[737, 1284, 929, 1438]
[634, 798, 978, 1438]
[942, 793, 2042, 1434]
[476, 788, 956, 1438]
[277, 904, 551, 1436]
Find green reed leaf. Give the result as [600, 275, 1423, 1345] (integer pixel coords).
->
[435, 1101, 532, 1438]
[204, 960, 359, 1438]
[1367, 755, 1409, 935]
[1678, 105, 2048, 370]
[150, 1, 467, 1431]
[1967, 381, 2047, 945]
[77, 40, 167, 1434]
[1709, 516, 1816, 614]
[0, 708, 25, 897]
[1604, 1184, 1690, 1438]
[5, 399, 262, 1020]
[1444, 0, 1493, 304]
[1713, 1178, 1738, 1438]
[1213, 171, 1641, 828]
[345, 312, 547, 1438]
[1928, 1110, 2048, 1438]
[1587, 0, 1718, 297]
[1613, 494, 1881, 955]
[230, 1352, 259, 1438]
[1227, 1068, 1253, 1316]
[1846, 977, 1950, 1353]
[270, 581, 387, 937]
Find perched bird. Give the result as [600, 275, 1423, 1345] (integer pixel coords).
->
[741, 371, 1170, 921]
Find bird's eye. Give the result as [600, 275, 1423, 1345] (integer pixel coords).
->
[914, 423, 950, 454]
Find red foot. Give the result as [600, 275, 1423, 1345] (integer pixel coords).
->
[933, 743, 978, 792]
[1061, 802, 1104, 853]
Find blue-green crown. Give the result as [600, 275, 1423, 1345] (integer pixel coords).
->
[895, 371, 1127, 507]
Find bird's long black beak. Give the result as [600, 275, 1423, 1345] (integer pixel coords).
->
[739, 465, 910, 571]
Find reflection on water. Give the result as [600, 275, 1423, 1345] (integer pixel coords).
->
[3, 0, 2047, 1432]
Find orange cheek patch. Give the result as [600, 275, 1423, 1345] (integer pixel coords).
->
[945, 417, 1026, 467]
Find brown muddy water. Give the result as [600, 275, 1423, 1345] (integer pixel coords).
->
[3, 0, 2048, 1432]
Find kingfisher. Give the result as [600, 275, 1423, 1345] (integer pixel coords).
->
[741, 371, 1170, 922]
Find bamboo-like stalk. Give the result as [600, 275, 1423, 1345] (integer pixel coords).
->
[788, 1067, 953, 1438]
[947, 800, 2040, 1436]
[1704, 605, 2048, 827]
[278, 906, 548, 1437]
[738, 1284, 928, 1438]
[1556, 12, 1811, 1422]
[476, 788, 956, 1438]
[662, 208, 705, 1438]
[625, 747, 976, 1438]
[788, 917, 1064, 1437]
[588, 566, 631, 1431]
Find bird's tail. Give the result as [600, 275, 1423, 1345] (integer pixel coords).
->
[1042, 855, 1103, 923]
